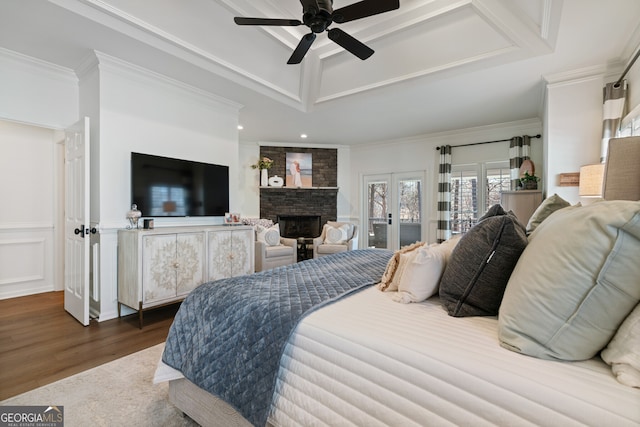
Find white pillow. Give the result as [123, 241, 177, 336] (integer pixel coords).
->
[601, 303, 640, 388]
[438, 234, 462, 262]
[324, 223, 349, 244]
[326, 221, 355, 240]
[388, 250, 416, 292]
[393, 243, 447, 304]
[256, 223, 281, 247]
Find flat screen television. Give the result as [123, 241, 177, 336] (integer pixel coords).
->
[131, 152, 229, 217]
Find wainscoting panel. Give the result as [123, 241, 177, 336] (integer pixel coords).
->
[0, 225, 55, 299]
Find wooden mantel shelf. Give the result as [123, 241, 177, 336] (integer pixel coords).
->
[259, 186, 339, 190]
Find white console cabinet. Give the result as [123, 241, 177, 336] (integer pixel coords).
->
[117, 225, 254, 327]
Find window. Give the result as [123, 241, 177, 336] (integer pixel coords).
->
[451, 161, 509, 234]
[451, 166, 478, 234]
[485, 163, 510, 209]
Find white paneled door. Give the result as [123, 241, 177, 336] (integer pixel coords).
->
[64, 117, 90, 326]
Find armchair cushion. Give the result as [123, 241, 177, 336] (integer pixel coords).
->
[264, 243, 294, 258]
[316, 243, 348, 256]
[255, 236, 297, 272]
[256, 223, 281, 247]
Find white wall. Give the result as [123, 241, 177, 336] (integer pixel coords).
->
[0, 48, 78, 299]
[86, 52, 242, 228]
[544, 73, 605, 204]
[0, 121, 57, 298]
[77, 52, 242, 320]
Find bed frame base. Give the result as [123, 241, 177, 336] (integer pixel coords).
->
[168, 378, 273, 427]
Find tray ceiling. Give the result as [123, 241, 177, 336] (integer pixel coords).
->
[0, 0, 639, 144]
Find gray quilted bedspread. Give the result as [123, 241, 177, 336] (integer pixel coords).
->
[162, 248, 393, 427]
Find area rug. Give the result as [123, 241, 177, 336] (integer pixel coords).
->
[1, 343, 198, 426]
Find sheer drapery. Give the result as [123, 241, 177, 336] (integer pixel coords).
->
[436, 145, 452, 243]
[601, 80, 627, 162]
[509, 136, 531, 190]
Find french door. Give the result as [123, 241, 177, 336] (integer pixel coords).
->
[363, 171, 426, 251]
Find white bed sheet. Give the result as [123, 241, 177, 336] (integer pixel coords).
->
[268, 287, 640, 427]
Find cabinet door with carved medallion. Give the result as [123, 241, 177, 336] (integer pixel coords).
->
[142, 232, 205, 304]
[176, 232, 205, 296]
[230, 228, 254, 276]
[207, 228, 254, 281]
[142, 234, 178, 304]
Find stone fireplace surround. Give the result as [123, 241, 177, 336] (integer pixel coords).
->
[258, 146, 338, 239]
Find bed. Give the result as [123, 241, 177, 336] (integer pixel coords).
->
[155, 200, 640, 427]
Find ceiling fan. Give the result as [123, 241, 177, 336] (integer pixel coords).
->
[234, 0, 400, 64]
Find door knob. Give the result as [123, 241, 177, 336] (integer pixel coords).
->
[74, 225, 97, 237]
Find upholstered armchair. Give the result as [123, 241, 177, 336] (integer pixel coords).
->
[254, 223, 297, 272]
[313, 221, 359, 258]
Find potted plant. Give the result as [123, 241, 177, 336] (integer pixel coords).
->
[519, 171, 539, 190]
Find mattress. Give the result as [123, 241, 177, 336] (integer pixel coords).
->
[267, 287, 640, 427]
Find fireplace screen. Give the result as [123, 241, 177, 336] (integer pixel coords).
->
[277, 215, 321, 238]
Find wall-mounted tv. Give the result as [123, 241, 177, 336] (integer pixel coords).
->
[131, 152, 229, 217]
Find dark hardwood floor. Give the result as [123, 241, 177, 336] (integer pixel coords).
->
[0, 291, 179, 400]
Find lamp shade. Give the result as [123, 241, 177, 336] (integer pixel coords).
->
[579, 164, 605, 197]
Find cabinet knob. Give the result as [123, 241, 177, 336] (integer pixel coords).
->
[229, 254, 234, 260]
[173, 262, 180, 268]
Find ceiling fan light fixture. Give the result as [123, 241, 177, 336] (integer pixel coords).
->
[233, 0, 399, 64]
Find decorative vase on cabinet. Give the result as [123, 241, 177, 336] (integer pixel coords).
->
[261, 168, 268, 186]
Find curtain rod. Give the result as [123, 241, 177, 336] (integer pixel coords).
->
[615, 47, 640, 87]
[435, 134, 541, 150]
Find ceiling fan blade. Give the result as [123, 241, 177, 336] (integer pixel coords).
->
[327, 28, 374, 60]
[234, 17, 303, 26]
[287, 33, 317, 64]
[332, 0, 400, 24]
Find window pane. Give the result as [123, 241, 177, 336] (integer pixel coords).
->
[398, 179, 421, 247]
[486, 167, 510, 210]
[451, 170, 478, 234]
[367, 182, 388, 248]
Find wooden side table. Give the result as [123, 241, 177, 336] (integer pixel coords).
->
[500, 190, 543, 227]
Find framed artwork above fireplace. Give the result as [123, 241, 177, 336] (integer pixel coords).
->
[286, 152, 312, 187]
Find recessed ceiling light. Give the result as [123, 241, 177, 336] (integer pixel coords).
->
[237, 125, 244, 130]
[300, 134, 308, 139]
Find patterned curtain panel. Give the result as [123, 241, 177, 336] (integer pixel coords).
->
[436, 145, 452, 243]
[509, 136, 531, 190]
[601, 80, 627, 162]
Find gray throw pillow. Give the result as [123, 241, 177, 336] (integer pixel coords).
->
[525, 193, 570, 235]
[439, 205, 528, 317]
[499, 200, 640, 361]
